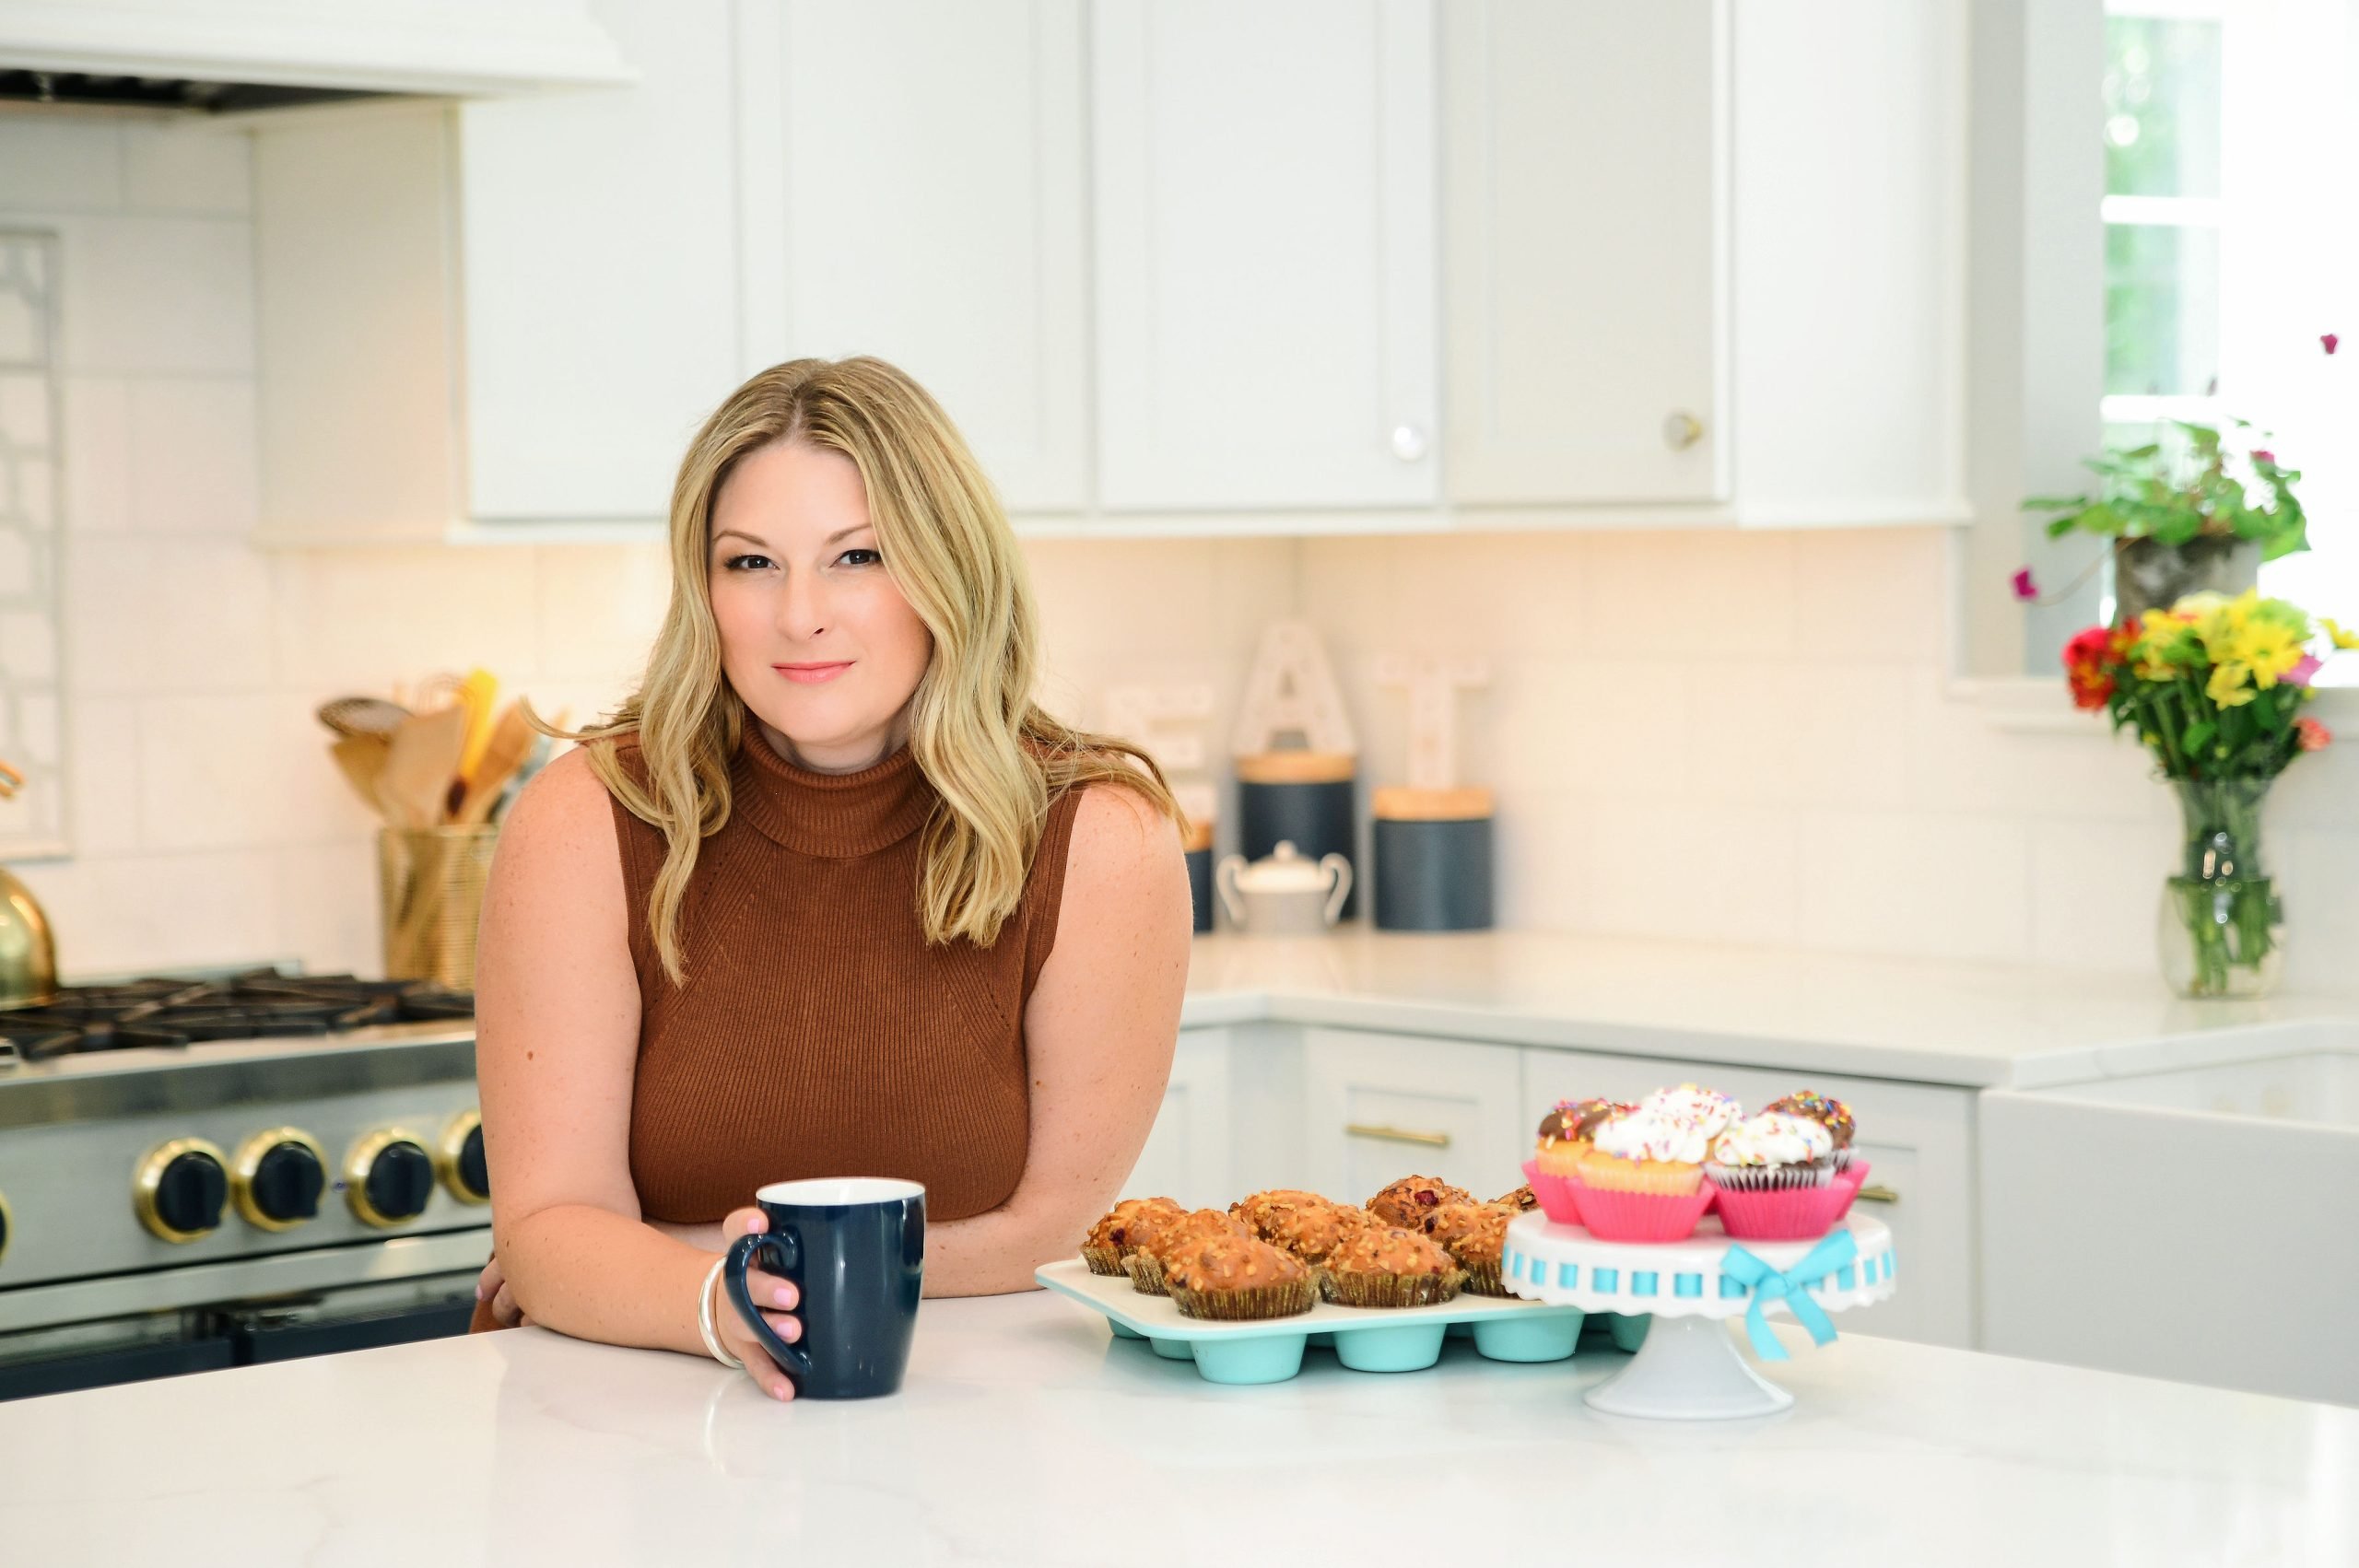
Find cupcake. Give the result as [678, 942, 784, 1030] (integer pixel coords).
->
[1706, 1111, 1836, 1191]
[1492, 1184, 1539, 1212]
[1229, 1188, 1332, 1242]
[1320, 1224, 1464, 1308]
[1637, 1083, 1743, 1142]
[1081, 1196, 1183, 1275]
[1268, 1199, 1374, 1268]
[1432, 1205, 1514, 1297]
[1366, 1175, 1473, 1228]
[1164, 1235, 1315, 1321]
[1766, 1090, 1859, 1171]
[1124, 1207, 1248, 1295]
[1533, 1097, 1629, 1177]
[1576, 1107, 1709, 1196]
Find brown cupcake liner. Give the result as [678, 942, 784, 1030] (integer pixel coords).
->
[1317, 1266, 1466, 1308]
[1455, 1259, 1509, 1298]
[1082, 1245, 1128, 1277]
[1122, 1251, 1172, 1296]
[1167, 1276, 1316, 1321]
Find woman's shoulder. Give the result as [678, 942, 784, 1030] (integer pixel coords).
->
[503, 743, 623, 846]
[1052, 773, 1182, 896]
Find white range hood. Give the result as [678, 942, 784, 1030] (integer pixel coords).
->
[0, 0, 631, 107]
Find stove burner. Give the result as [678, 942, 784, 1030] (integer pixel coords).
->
[0, 970, 475, 1061]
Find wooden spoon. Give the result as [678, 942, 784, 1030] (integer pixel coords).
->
[454, 702, 537, 825]
[378, 703, 472, 830]
[317, 696, 410, 741]
[328, 734, 392, 817]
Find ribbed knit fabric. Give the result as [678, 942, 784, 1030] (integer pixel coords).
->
[467, 727, 1084, 1335]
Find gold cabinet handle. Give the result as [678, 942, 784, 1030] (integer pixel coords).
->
[1345, 1122, 1450, 1149]
[1855, 1184, 1899, 1204]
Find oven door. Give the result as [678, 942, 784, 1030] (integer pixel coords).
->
[220, 1271, 479, 1363]
[0, 1313, 238, 1402]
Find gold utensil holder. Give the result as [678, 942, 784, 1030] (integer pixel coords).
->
[378, 826, 499, 989]
[0, 865, 58, 1007]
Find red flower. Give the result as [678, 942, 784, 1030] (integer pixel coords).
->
[2325, 333, 2341, 356]
[2062, 625, 2125, 709]
[2296, 717, 2332, 752]
[2252, 449, 2276, 466]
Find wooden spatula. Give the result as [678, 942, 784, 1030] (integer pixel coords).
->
[379, 703, 472, 830]
[329, 734, 392, 817]
[454, 702, 537, 825]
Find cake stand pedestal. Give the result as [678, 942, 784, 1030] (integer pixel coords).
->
[1500, 1210, 1895, 1421]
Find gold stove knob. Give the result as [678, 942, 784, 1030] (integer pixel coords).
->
[345, 1128, 436, 1228]
[134, 1137, 230, 1242]
[231, 1127, 329, 1232]
[437, 1110, 489, 1206]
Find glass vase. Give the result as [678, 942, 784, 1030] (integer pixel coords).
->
[2157, 778, 2282, 999]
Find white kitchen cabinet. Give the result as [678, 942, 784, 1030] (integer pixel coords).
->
[1299, 1029, 1527, 1205]
[734, 1, 1090, 514]
[1123, 1028, 1234, 1209]
[1519, 1047, 1977, 1349]
[1440, 0, 1723, 506]
[457, 0, 740, 523]
[1089, 0, 1438, 511]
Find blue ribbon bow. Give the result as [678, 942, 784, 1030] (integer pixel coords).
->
[1719, 1230, 1859, 1363]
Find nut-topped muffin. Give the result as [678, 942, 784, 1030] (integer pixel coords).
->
[1320, 1223, 1463, 1308]
[1268, 1199, 1375, 1267]
[1430, 1205, 1514, 1296]
[1081, 1196, 1184, 1275]
[1164, 1235, 1315, 1321]
[1229, 1188, 1332, 1242]
[1418, 1199, 1505, 1247]
[1492, 1184, 1539, 1212]
[1124, 1207, 1249, 1295]
[1366, 1174, 1473, 1228]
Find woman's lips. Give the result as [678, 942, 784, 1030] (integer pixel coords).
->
[774, 661, 853, 685]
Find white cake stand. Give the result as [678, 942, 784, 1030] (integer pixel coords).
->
[1501, 1209, 1895, 1420]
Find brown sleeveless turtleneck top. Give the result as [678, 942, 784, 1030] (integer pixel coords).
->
[468, 730, 1084, 1332]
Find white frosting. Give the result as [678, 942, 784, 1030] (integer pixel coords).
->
[1709, 1110, 1835, 1169]
[1591, 1107, 1712, 1165]
[1639, 1082, 1743, 1140]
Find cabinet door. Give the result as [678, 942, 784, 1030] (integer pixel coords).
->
[1441, 0, 1724, 505]
[458, 0, 741, 521]
[1520, 1048, 1976, 1349]
[735, 1, 1090, 513]
[1091, 0, 1438, 509]
[1301, 1030, 1526, 1205]
[1123, 1029, 1234, 1210]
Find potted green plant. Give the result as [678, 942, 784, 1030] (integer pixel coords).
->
[2024, 420, 2308, 624]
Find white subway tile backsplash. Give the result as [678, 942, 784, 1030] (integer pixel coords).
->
[62, 693, 140, 856]
[1685, 662, 1916, 810]
[0, 119, 123, 211]
[63, 535, 275, 694]
[1584, 531, 1797, 660]
[2027, 815, 2161, 976]
[128, 377, 259, 533]
[534, 542, 667, 685]
[135, 692, 365, 851]
[18, 848, 283, 975]
[1799, 807, 2033, 964]
[60, 375, 131, 533]
[54, 214, 254, 375]
[275, 839, 381, 977]
[1793, 527, 1951, 663]
[269, 545, 542, 694]
[120, 123, 253, 216]
[1556, 797, 1804, 945]
[2278, 827, 2359, 994]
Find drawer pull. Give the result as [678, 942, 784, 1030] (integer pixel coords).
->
[1345, 1122, 1451, 1149]
[1854, 1184, 1899, 1204]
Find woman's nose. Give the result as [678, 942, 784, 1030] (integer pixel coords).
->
[774, 570, 827, 641]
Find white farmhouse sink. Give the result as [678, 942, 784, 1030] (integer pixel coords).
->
[1980, 1024, 2359, 1407]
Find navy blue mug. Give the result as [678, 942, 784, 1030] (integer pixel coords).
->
[723, 1176, 925, 1399]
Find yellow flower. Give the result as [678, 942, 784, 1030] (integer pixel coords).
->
[2229, 617, 2306, 687]
[2132, 608, 2192, 680]
[2206, 662, 2257, 708]
[2325, 617, 2359, 651]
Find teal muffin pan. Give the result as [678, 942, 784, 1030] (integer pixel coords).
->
[1037, 1258, 1645, 1386]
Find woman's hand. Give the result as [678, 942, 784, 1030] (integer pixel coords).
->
[476, 1254, 531, 1328]
[711, 1205, 803, 1402]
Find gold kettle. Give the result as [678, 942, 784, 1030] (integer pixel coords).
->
[0, 761, 57, 1006]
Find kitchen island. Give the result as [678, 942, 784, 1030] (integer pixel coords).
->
[2, 1293, 2350, 1566]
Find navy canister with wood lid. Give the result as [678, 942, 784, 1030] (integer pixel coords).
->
[1182, 818, 1215, 934]
[1236, 751, 1357, 920]
[1372, 786, 1494, 931]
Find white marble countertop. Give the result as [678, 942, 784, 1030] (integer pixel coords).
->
[1179, 930, 2359, 1088]
[4, 1293, 2352, 1566]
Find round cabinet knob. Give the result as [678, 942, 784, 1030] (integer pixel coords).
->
[135, 1138, 230, 1243]
[1661, 410, 1705, 451]
[346, 1129, 436, 1229]
[438, 1110, 489, 1206]
[232, 1128, 328, 1232]
[1390, 423, 1428, 462]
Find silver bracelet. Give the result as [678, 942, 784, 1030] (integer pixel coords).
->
[698, 1255, 744, 1370]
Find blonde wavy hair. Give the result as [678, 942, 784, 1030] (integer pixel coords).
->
[553, 357, 1181, 986]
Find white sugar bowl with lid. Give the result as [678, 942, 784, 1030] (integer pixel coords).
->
[1215, 840, 1352, 934]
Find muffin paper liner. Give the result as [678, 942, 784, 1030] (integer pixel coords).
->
[1564, 1181, 1713, 1243]
[1704, 1160, 1834, 1192]
[1454, 1259, 1508, 1298]
[1315, 1265, 1466, 1308]
[1520, 1159, 1585, 1225]
[1167, 1275, 1315, 1321]
[1081, 1245, 1127, 1277]
[1122, 1251, 1172, 1296]
[1708, 1177, 1849, 1241]
[1831, 1147, 1858, 1174]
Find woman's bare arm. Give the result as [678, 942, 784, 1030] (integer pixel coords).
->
[919, 781, 1192, 1296]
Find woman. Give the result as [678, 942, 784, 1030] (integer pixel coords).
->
[467, 357, 1192, 1401]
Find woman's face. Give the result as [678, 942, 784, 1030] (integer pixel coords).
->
[708, 439, 933, 773]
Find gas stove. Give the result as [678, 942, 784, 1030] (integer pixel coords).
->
[0, 967, 489, 1400]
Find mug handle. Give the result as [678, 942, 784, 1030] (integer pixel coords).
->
[1214, 855, 1247, 927]
[1319, 853, 1352, 925]
[724, 1230, 813, 1378]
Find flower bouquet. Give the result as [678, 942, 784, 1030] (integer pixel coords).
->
[2065, 591, 2357, 997]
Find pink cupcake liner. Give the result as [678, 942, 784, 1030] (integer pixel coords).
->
[1832, 1160, 1871, 1219]
[1563, 1179, 1712, 1243]
[1709, 1177, 1849, 1241]
[1520, 1158, 1584, 1226]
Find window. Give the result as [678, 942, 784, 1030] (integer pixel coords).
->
[2100, 0, 2359, 653]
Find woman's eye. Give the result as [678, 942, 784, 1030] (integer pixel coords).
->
[838, 548, 882, 567]
[722, 553, 774, 571]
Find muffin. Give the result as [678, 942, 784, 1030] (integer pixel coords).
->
[1493, 1185, 1539, 1212]
[1366, 1175, 1473, 1228]
[1124, 1207, 1248, 1295]
[1434, 1205, 1514, 1296]
[1577, 1106, 1708, 1196]
[1706, 1111, 1836, 1191]
[1417, 1199, 1505, 1247]
[1081, 1196, 1183, 1275]
[1533, 1097, 1629, 1177]
[1637, 1083, 1743, 1142]
[1164, 1235, 1315, 1321]
[1229, 1188, 1332, 1242]
[1268, 1199, 1374, 1268]
[1320, 1223, 1464, 1308]
[1766, 1090, 1859, 1171]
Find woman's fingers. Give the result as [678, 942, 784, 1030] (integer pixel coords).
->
[475, 1255, 505, 1302]
[490, 1280, 524, 1328]
[722, 1206, 768, 1241]
[724, 1313, 802, 1402]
